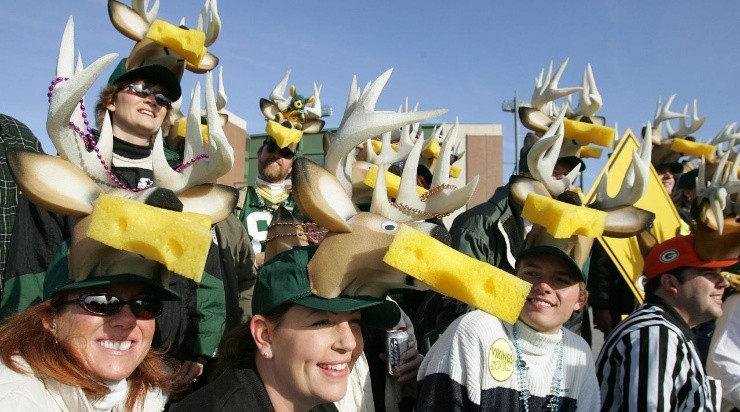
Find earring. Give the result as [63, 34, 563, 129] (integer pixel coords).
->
[262, 350, 272, 359]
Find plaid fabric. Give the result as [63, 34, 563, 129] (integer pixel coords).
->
[0, 114, 43, 276]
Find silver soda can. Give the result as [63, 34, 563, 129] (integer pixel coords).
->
[386, 329, 410, 376]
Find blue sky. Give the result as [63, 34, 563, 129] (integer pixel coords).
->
[2, 1, 739, 187]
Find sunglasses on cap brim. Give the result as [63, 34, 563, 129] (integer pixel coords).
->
[54, 293, 164, 320]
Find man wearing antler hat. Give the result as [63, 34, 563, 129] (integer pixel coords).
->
[596, 234, 736, 411]
[237, 71, 325, 269]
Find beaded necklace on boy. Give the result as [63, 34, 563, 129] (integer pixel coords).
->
[512, 323, 565, 412]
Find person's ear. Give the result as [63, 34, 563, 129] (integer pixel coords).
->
[250, 315, 274, 355]
[41, 314, 58, 337]
[106, 102, 116, 113]
[573, 287, 588, 312]
[660, 274, 679, 293]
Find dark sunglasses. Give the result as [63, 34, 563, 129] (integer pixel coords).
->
[263, 140, 296, 158]
[125, 83, 173, 107]
[55, 293, 164, 320]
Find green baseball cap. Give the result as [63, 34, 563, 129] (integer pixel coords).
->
[516, 245, 588, 282]
[108, 58, 182, 101]
[253, 246, 401, 329]
[43, 241, 181, 301]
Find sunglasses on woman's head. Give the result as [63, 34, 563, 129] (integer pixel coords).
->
[55, 293, 164, 320]
[125, 83, 173, 107]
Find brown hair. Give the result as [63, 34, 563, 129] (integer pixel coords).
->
[210, 303, 292, 380]
[0, 298, 182, 411]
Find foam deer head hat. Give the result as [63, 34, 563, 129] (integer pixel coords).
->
[518, 59, 615, 162]
[691, 146, 740, 261]
[288, 69, 479, 298]
[108, 0, 221, 78]
[510, 108, 655, 271]
[9, 15, 236, 282]
[644, 94, 710, 172]
[259, 70, 325, 154]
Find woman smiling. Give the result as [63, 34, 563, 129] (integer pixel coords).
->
[0, 238, 182, 411]
[172, 246, 401, 412]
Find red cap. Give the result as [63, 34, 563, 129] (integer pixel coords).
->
[643, 234, 739, 279]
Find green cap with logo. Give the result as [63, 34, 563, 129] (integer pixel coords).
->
[253, 246, 401, 329]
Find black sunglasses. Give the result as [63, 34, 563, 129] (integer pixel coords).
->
[55, 293, 164, 320]
[125, 83, 173, 107]
[263, 140, 296, 158]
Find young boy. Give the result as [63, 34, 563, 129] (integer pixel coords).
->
[416, 245, 600, 411]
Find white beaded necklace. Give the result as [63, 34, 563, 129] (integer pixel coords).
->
[512, 323, 565, 412]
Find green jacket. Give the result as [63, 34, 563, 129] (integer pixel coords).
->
[237, 185, 295, 253]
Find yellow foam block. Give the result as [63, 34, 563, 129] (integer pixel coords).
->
[86, 194, 212, 282]
[174, 118, 209, 144]
[449, 165, 461, 178]
[522, 192, 606, 238]
[383, 225, 532, 324]
[146, 20, 206, 66]
[369, 139, 399, 155]
[671, 138, 715, 160]
[363, 165, 427, 198]
[422, 139, 441, 159]
[577, 145, 603, 159]
[265, 120, 303, 148]
[563, 118, 615, 148]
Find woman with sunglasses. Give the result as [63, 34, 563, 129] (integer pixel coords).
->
[171, 246, 401, 412]
[0, 236, 183, 411]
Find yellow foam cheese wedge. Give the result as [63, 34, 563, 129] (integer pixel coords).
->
[577, 145, 603, 159]
[369, 139, 400, 155]
[563, 118, 615, 148]
[174, 118, 209, 144]
[522, 192, 606, 238]
[146, 20, 207, 66]
[383, 225, 532, 324]
[265, 120, 303, 149]
[671, 138, 715, 160]
[422, 139, 441, 158]
[363, 165, 427, 198]
[449, 165, 461, 178]
[86, 194, 212, 282]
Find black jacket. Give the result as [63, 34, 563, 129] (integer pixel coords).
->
[172, 362, 338, 412]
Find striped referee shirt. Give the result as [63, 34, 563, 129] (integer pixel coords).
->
[596, 296, 722, 411]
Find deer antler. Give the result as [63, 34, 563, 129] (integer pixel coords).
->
[47, 17, 120, 188]
[665, 99, 705, 139]
[152, 70, 234, 192]
[651, 94, 687, 142]
[324, 69, 447, 196]
[590, 126, 652, 210]
[525, 108, 581, 197]
[197, 0, 220, 47]
[709, 123, 740, 159]
[269, 70, 292, 112]
[696, 150, 740, 234]
[573, 64, 602, 117]
[530, 59, 583, 112]
[369, 121, 479, 222]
